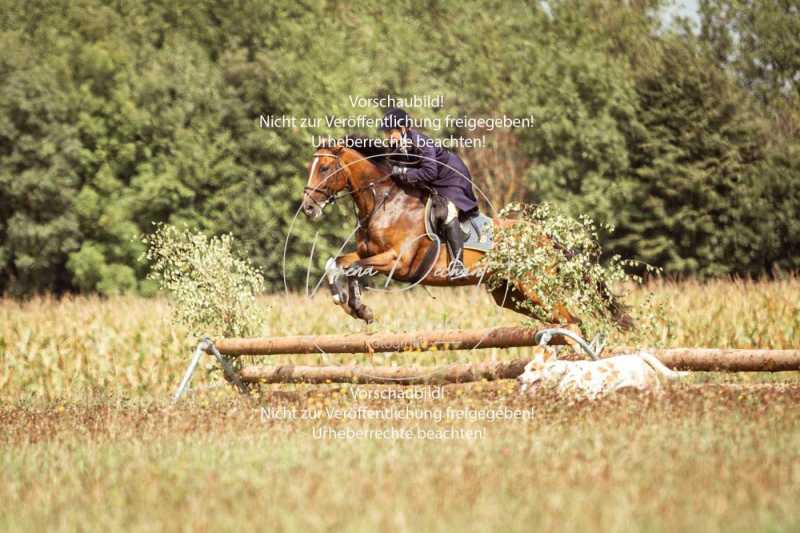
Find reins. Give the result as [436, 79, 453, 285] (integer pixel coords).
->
[303, 153, 394, 230]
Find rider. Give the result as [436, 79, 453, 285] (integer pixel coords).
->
[379, 107, 479, 279]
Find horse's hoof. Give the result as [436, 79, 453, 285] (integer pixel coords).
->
[357, 305, 374, 324]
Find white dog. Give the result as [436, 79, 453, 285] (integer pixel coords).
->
[518, 347, 688, 399]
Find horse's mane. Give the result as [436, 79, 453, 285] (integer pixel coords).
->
[316, 134, 391, 171]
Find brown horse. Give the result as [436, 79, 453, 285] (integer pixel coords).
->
[300, 139, 629, 333]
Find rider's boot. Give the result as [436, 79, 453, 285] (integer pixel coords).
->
[443, 218, 469, 280]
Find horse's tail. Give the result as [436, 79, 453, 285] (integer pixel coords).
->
[596, 278, 635, 331]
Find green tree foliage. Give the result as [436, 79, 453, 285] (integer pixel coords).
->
[700, 0, 800, 104]
[0, 0, 348, 294]
[517, 0, 799, 276]
[0, 0, 797, 295]
[613, 36, 771, 275]
[697, 0, 800, 273]
[520, 46, 637, 225]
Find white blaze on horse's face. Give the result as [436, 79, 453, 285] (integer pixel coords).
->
[301, 150, 343, 220]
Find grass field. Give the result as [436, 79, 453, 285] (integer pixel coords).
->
[1, 278, 799, 531]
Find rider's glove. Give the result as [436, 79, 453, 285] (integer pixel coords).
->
[391, 165, 408, 181]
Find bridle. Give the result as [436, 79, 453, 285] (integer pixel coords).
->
[303, 152, 393, 227]
[303, 153, 346, 212]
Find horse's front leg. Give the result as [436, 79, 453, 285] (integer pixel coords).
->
[349, 250, 403, 274]
[325, 249, 405, 323]
[325, 253, 375, 323]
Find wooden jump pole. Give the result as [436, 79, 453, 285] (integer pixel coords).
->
[214, 326, 800, 372]
[214, 326, 565, 356]
[174, 327, 800, 398]
[238, 359, 530, 385]
[607, 347, 800, 372]
[236, 348, 800, 385]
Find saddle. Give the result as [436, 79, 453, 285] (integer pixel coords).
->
[424, 195, 493, 253]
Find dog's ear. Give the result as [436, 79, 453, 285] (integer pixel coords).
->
[518, 361, 541, 392]
[529, 347, 549, 369]
[545, 346, 559, 361]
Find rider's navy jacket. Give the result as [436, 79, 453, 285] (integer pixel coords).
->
[396, 129, 479, 213]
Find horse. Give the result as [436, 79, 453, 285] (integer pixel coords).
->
[300, 137, 631, 336]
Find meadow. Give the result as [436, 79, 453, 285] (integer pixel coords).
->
[1, 278, 799, 531]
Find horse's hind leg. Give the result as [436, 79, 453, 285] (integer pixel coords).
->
[491, 281, 531, 316]
[490, 280, 550, 320]
[490, 280, 585, 350]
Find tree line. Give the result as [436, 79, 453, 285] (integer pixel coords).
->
[0, 0, 797, 296]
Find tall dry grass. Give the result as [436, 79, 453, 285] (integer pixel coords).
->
[1, 279, 799, 532]
[1, 277, 798, 400]
[1, 383, 799, 531]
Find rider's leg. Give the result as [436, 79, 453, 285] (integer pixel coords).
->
[442, 200, 468, 279]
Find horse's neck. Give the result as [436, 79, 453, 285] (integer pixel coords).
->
[350, 175, 396, 220]
[349, 165, 424, 226]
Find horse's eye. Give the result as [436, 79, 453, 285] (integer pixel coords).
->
[320, 165, 329, 172]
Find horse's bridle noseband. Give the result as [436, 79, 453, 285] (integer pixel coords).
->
[303, 153, 345, 211]
[303, 152, 393, 222]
